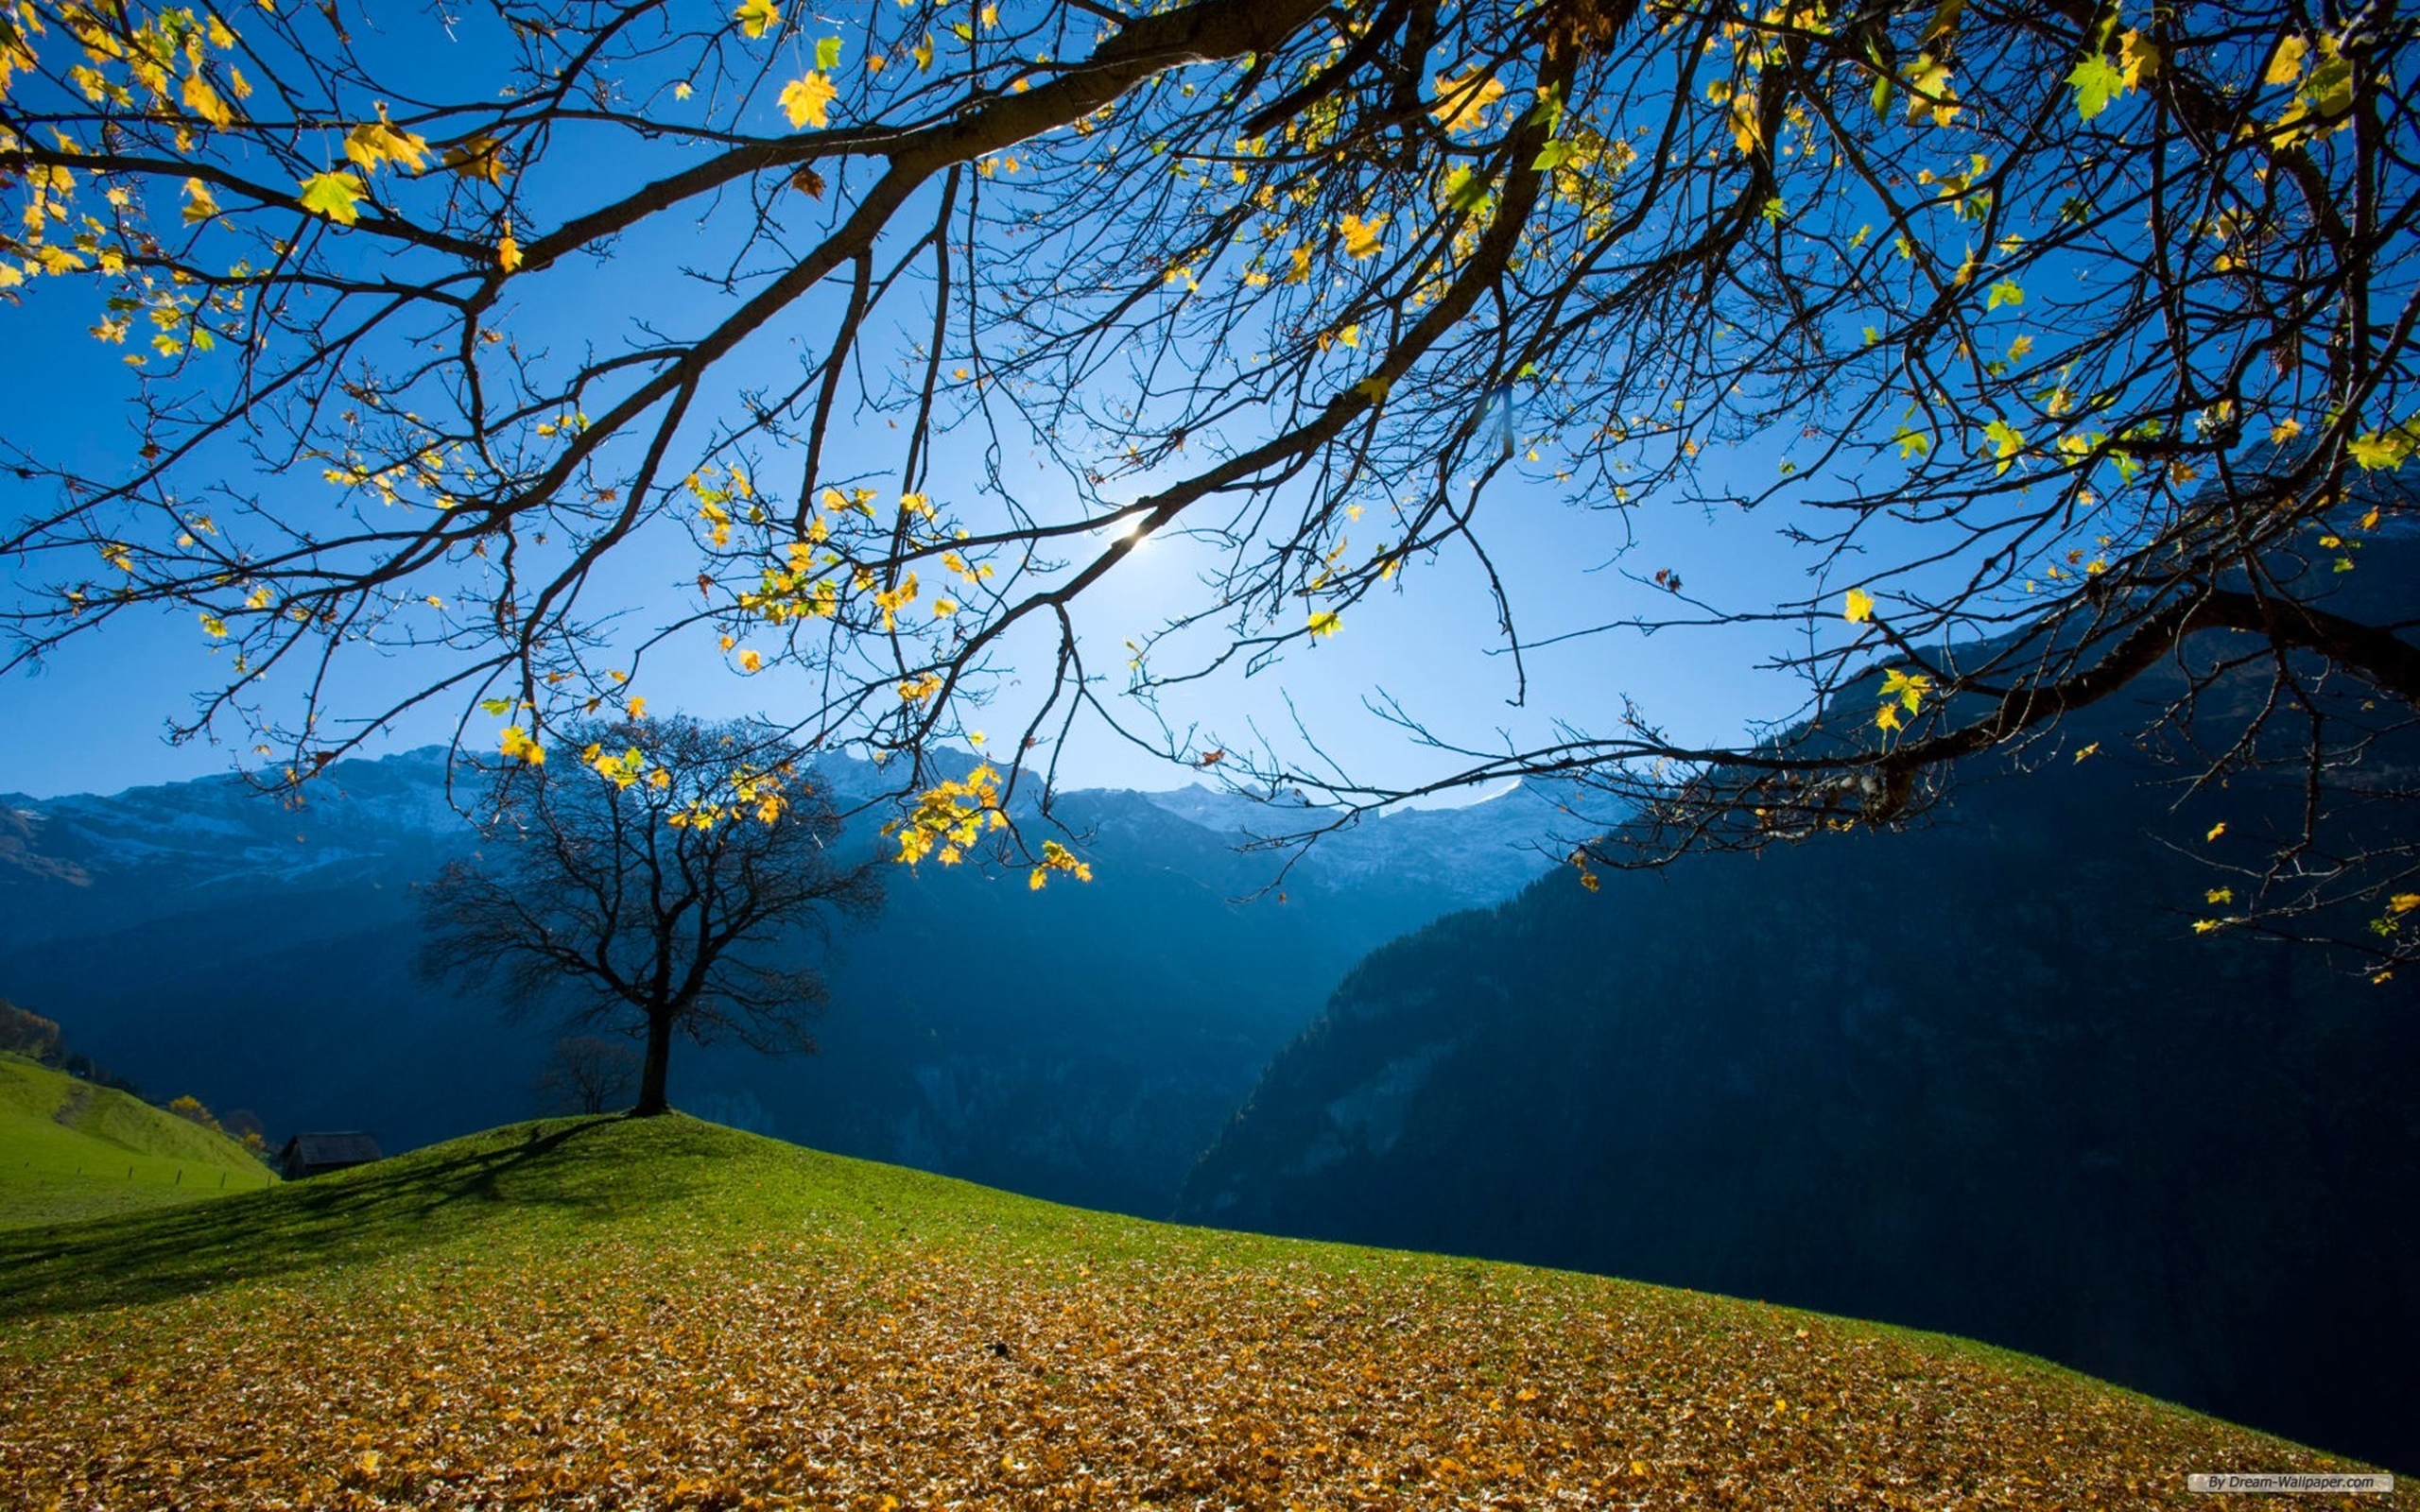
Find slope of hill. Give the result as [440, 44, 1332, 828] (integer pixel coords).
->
[0, 750, 1575, 1215]
[1178, 555, 2420, 1473]
[0, 1114, 2401, 1509]
[0, 1053, 274, 1228]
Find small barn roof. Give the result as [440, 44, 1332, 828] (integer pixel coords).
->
[280, 1131, 383, 1166]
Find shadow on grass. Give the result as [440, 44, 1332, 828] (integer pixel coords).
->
[0, 1115, 711, 1322]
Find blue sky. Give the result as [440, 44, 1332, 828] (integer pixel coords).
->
[0, 5, 1930, 805]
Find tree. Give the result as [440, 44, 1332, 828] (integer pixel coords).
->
[3, 1, 2416, 964]
[534, 1034, 645, 1116]
[0, 1000, 60, 1062]
[419, 716, 883, 1116]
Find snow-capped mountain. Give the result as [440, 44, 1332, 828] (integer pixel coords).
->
[0, 744, 1590, 1217]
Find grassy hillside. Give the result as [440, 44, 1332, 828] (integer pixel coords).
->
[0, 1052, 275, 1229]
[0, 1116, 2403, 1509]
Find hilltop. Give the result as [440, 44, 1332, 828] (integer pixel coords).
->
[0, 1115, 2401, 1509]
[0, 1053, 275, 1229]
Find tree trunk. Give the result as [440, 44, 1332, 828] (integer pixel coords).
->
[634, 1008, 673, 1117]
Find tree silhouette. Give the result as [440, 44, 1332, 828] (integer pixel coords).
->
[3, 0, 2416, 966]
[534, 1035, 646, 1117]
[421, 717, 882, 1116]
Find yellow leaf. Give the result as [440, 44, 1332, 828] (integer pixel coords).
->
[780, 72, 838, 129]
[1307, 610, 1340, 637]
[343, 107, 431, 174]
[2073, 741, 2100, 763]
[296, 170, 368, 225]
[441, 133, 508, 185]
[181, 72, 234, 129]
[496, 220, 522, 273]
[2205, 820, 2226, 842]
[1428, 68, 1505, 136]
[181, 177, 219, 224]
[734, 0, 779, 38]
[1843, 587, 1875, 623]
[2391, 893, 2420, 916]
[2266, 33, 2308, 86]
[1339, 213, 1385, 260]
[499, 725, 545, 765]
[737, 649, 763, 672]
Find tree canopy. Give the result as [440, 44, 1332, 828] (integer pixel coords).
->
[3, 0, 2417, 965]
[420, 715, 883, 1115]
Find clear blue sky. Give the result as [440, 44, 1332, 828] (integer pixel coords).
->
[0, 247, 1833, 802]
[0, 13, 1858, 807]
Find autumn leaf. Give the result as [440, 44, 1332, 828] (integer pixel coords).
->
[296, 170, 369, 225]
[2206, 820, 2227, 842]
[2347, 428, 2412, 471]
[1878, 667, 1929, 715]
[781, 73, 838, 129]
[1983, 418, 2025, 473]
[499, 725, 545, 765]
[1985, 279, 2023, 311]
[1428, 68, 1504, 136]
[496, 220, 522, 273]
[734, 0, 778, 37]
[1307, 610, 1341, 637]
[1339, 213, 1385, 260]
[737, 649, 763, 673]
[181, 177, 220, 224]
[344, 108, 431, 174]
[441, 133, 509, 185]
[2266, 33, 2309, 86]
[2066, 53, 2122, 120]
[1843, 588, 1875, 623]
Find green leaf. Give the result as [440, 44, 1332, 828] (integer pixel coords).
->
[296, 170, 368, 226]
[2066, 54, 2122, 121]
[2349, 430, 2412, 470]
[478, 696, 516, 716]
[1984, 418, 2025, 473]
[1530, 140, 1573, 171]
[814, 34, 842, 71]
[1441, 166, 1491, 214]
[1986, 279, 2023, 311]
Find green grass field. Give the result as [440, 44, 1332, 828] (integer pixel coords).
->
[0, 1113, 2404, 1509]
[0, 1052, 275, 1229]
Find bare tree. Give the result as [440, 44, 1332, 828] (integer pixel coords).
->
[4, 0, 2417, 966]
[421, 716, 883, 1116]
[534, 1035, 645, 1116]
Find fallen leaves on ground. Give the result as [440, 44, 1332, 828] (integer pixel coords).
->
[0, 1123, 2400, 1510]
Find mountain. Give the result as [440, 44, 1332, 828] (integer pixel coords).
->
[1178, 558, 2420, 1473]
[0, 748, 1574, 1217]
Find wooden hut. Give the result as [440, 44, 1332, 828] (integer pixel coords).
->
[277, 1131, 383, 1179]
